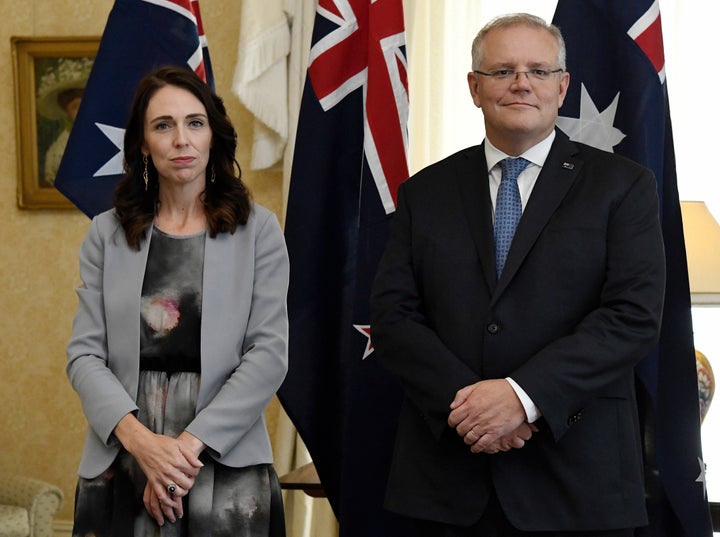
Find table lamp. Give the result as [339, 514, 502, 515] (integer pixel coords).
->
[681, 201, 720, 421]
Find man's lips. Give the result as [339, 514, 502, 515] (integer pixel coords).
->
[503, 101, 536, 108]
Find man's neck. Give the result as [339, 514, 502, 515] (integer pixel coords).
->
[485, 127, 556, 157]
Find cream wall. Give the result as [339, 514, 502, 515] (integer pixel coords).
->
[0, 0, 284, 524]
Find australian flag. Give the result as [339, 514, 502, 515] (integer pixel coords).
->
[279, 0, 411, 535]
[553, 1, 713, 535]
[54, 0, 214, 218]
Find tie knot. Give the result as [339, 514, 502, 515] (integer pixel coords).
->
[499, 157, 530, 182]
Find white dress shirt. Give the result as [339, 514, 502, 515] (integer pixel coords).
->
[483, 131, 556, 424]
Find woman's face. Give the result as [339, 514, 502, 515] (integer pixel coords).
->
[64, 96, 82, 121]
[142, 85, 212, 189]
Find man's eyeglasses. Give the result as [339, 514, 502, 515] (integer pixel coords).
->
[473, 68, 564, 82]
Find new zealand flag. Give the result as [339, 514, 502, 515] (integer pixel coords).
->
[54, 0, 214, 218]
[553, 1, 712, 534]
[279, 0, 412, 535]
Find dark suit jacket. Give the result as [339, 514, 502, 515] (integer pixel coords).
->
[370, 130, 666, 532]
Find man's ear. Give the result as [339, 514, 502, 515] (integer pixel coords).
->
[557, 71, 570, 108]
[467, 72, 483, 109]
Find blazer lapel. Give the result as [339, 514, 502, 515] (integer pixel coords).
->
[457, 144, 498, 291]
[198, 231, 237, 409]
[493, 132, 582, 300]
[105, 225, 152, 397]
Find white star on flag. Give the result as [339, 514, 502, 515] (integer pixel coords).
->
[696, 457, 708, 498]
[93, 123, 126, 177]
[556, 84, 626, 153]
[353, 324, 374, 360]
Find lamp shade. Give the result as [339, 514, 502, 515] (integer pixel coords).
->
[680, 201, 720, 305]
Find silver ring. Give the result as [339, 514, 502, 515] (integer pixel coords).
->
[167, 483, 177, 495]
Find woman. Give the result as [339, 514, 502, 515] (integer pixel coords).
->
[67, 67, 289, 536]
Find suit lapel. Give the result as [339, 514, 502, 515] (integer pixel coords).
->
[493, 132, 583, 300]
[456, 144, 498, 291]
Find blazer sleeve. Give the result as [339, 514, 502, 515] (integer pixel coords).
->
[371, 182, 481, 440]
[185, 209, 289, 456]
[512, 166, 666, 440]
[66, 215, 139, 446]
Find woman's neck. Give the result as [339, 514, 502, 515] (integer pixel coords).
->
[154, 194, 207, 236]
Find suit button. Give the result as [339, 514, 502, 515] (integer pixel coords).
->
[487, 322, 500, 334]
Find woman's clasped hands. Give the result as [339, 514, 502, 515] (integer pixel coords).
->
[115, 414, 205, 525]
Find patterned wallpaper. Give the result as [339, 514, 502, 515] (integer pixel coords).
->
[0, 0, 284, 522]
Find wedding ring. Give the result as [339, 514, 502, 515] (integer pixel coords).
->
[167, 483, 177, 495]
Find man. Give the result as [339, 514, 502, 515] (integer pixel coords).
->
[370, 13, 666, 537]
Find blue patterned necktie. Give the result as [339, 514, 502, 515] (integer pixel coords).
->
[494, 157, 530, 277]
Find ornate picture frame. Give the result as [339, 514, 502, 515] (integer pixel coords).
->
[12, 36, 100, 209]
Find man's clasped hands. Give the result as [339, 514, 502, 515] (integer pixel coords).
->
[448, 378, 538, 454]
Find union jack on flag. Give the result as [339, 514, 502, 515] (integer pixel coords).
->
[626, 1, 665, 83]
[147, 0, 212, 82]
[308, 0, 409, 213]
[54, 0, 214, 217]
[280, 0, 412, 535]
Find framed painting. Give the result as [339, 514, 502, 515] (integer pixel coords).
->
[12, 36, 100, 209]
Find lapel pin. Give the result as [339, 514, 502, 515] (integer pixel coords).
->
[562, 162, 575, 170]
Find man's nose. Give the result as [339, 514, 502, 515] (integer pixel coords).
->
[511, 71, 532, 88]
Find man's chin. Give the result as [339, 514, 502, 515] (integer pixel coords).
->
[488, 123, 554, 153]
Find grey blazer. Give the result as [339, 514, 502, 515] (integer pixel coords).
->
[67, 204, 289, 479]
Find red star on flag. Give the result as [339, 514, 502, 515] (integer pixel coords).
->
[353, 324, 374, 359]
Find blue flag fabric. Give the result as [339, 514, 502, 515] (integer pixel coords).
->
[54, 0, 214, 218]
[279, 0, 412, 535]
[552, 1, 712, 535]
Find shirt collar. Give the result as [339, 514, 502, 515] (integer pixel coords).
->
[484, 130, 556, 172]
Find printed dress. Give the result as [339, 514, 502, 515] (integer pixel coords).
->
[73, 226, 285, 537]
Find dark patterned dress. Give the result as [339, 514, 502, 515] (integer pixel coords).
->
[73, 226, 285, 537]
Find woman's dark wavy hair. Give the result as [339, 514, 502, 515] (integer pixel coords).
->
[113, 66, 251, 250]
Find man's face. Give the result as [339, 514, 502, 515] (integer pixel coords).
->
[467, 24, 570, 154]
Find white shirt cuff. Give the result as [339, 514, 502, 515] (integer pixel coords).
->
[506, 377, 542, 423]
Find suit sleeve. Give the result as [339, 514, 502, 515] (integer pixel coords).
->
[66, 216, 139, 446]
[371, 182, 481, 440]
[512, 167, 666, 441]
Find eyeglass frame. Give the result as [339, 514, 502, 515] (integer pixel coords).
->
[473, 68, 564, 82]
